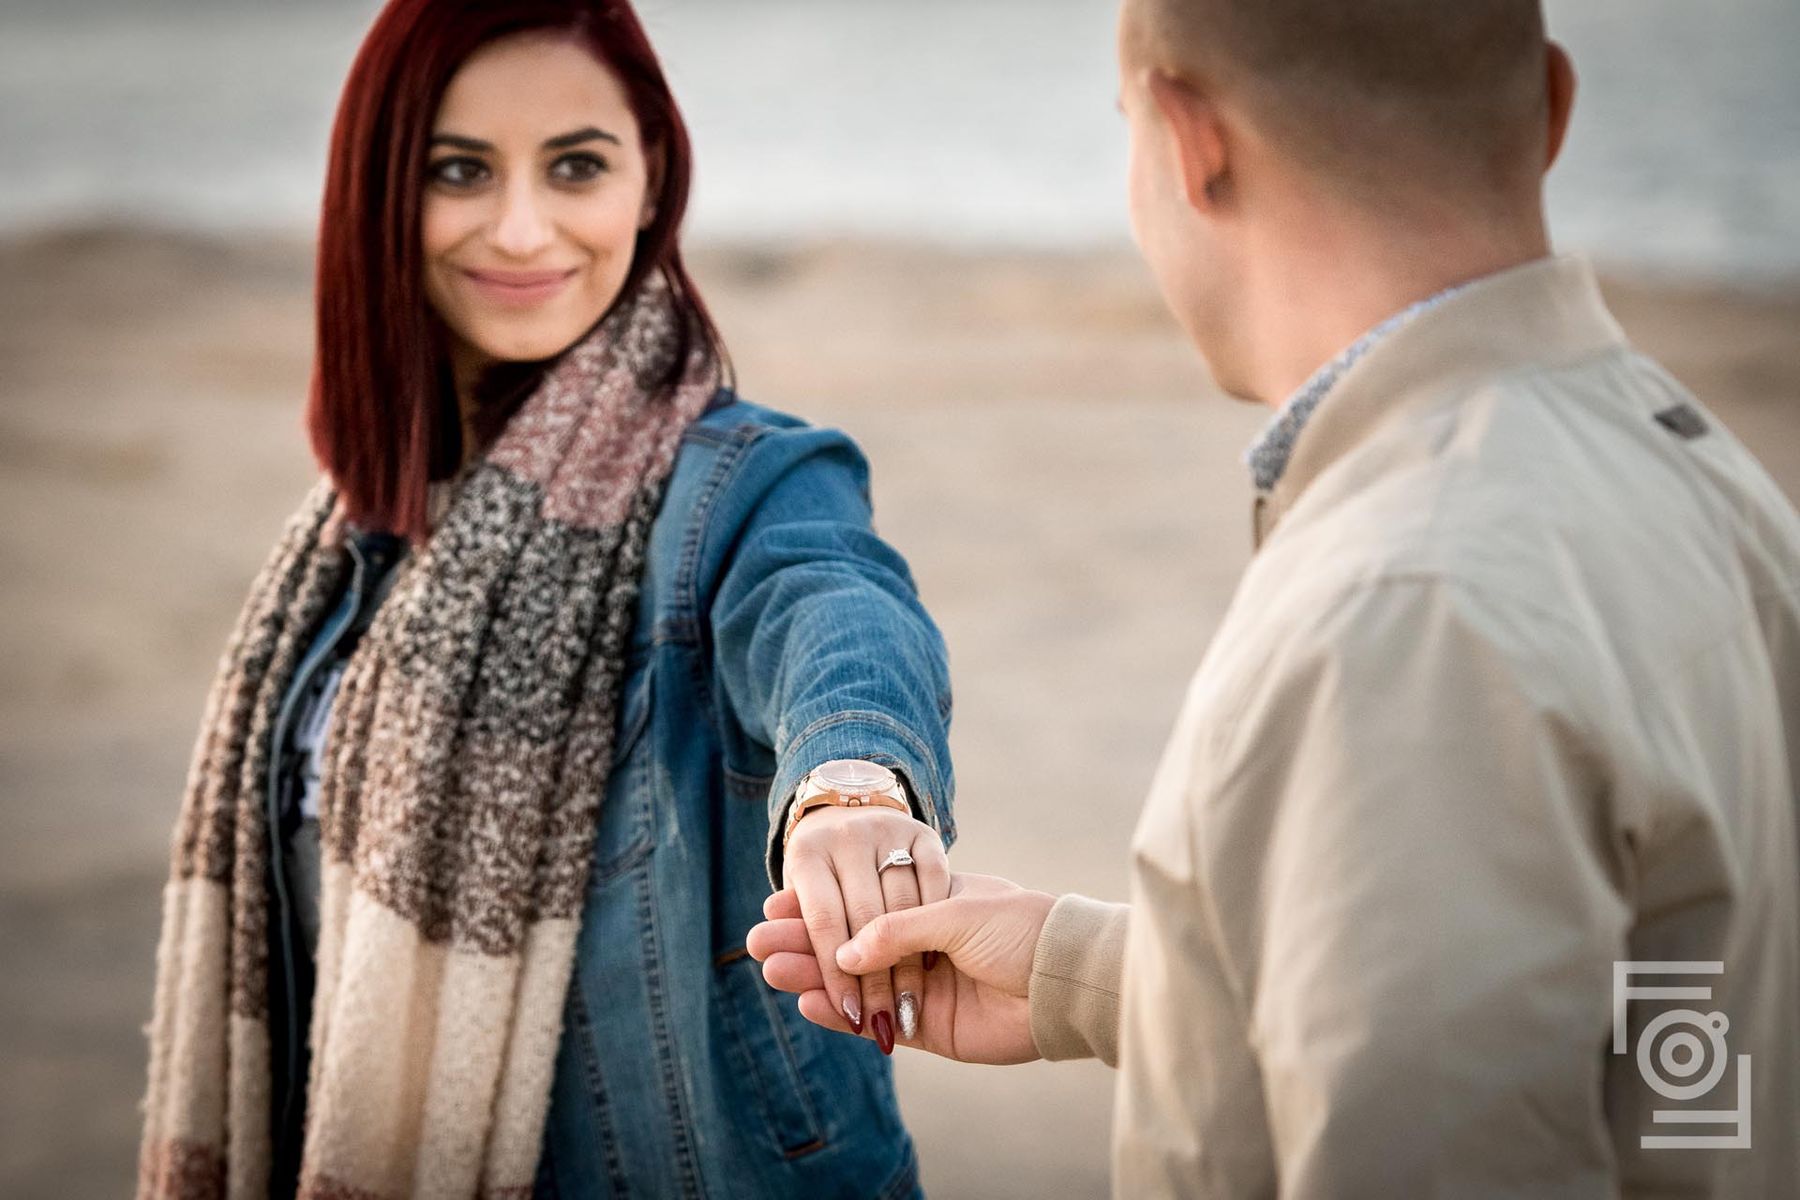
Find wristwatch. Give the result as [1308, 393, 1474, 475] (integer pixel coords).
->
[781, 759, 911, 850]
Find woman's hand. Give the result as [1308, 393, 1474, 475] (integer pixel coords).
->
[779, 805, 949, 1053]
[750, 872, 1054, 1066]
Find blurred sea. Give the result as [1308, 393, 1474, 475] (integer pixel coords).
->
[3, 0, 1797, 279]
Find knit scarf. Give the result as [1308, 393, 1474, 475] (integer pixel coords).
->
[139, 279, 718, 1200]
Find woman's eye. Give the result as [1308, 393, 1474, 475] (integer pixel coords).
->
[428, 157, 488, 187]
[551, 152, 608, 183]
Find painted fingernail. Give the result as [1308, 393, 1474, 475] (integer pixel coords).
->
[873, 1010, 895, 1055]
[922, 951, 940, 972]
[898, 992, 919, 1041]
[842, 994, 863, 1035]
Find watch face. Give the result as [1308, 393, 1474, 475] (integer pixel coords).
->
[814, 759, 896, 793]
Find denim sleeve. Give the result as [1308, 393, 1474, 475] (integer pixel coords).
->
[707, 423, 955, 888]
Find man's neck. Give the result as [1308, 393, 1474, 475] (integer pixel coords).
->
[1241, 209, 1553, 409]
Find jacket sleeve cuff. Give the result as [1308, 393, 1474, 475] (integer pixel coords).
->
[763, 710, 953, 890]
[1029, 894, 1131, 1067]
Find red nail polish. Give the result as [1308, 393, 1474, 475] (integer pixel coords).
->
[873, 1010, 895, 1055]
[922, 951, 939, 972]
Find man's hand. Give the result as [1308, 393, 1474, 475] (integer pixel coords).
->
[749, 873, 1056, 1065]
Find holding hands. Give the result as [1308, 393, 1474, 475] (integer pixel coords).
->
[752, 871, 1056, 1065]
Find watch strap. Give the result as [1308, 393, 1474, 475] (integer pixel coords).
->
[781, 768, 911, 850]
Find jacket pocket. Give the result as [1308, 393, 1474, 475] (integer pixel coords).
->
[714, 951, 828, 1159]
[589, 660, 656, 886]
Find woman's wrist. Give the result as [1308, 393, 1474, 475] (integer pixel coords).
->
[781, 758, 912, 850]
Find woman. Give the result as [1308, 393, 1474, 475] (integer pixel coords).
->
[137, 2, 954, 1197]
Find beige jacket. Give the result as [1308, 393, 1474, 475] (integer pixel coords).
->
[1028, 258, 1800, 1197]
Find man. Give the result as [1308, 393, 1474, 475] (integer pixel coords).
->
[752, 0, 1800, 1195]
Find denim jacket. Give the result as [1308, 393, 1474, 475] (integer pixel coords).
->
[264, 391, 954, 1199]
[534, 390, 955, 1198]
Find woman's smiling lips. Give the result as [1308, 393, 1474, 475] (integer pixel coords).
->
[461, 266, 579, 306]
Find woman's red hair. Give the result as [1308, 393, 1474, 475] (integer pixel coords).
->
[308, 0, 721, 541]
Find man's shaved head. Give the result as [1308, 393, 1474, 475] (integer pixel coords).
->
[1124, 0, 1552, 200]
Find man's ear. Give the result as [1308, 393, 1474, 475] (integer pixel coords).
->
[1146, 69, 1230, 211]
[1543, 41, 1578, 171]
[640, 144, 667, 231]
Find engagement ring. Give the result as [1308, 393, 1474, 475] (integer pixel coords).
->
[878, 848, 915, 873]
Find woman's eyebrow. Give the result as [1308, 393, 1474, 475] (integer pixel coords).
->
[428, 127, 623, 152]
[544, 126, 622, 150]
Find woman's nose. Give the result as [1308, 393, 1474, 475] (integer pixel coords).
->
[491, 179, 555, 259]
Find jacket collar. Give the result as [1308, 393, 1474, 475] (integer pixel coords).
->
[1245, 282, 1468, 494]
[1251, 254, 1629, 547]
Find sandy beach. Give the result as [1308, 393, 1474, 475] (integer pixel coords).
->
[2, 228, 1797, 1197]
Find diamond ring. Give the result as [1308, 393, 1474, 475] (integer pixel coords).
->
[878, 848, 916, 874]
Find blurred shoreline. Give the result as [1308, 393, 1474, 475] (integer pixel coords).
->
[4, 225, 1798, 1197]
[10, 0, 1800, 281]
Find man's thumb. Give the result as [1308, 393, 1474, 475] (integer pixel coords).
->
[837, 906, 947, 973]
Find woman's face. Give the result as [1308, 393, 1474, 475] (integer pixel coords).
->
[423, 32, 656, 382]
